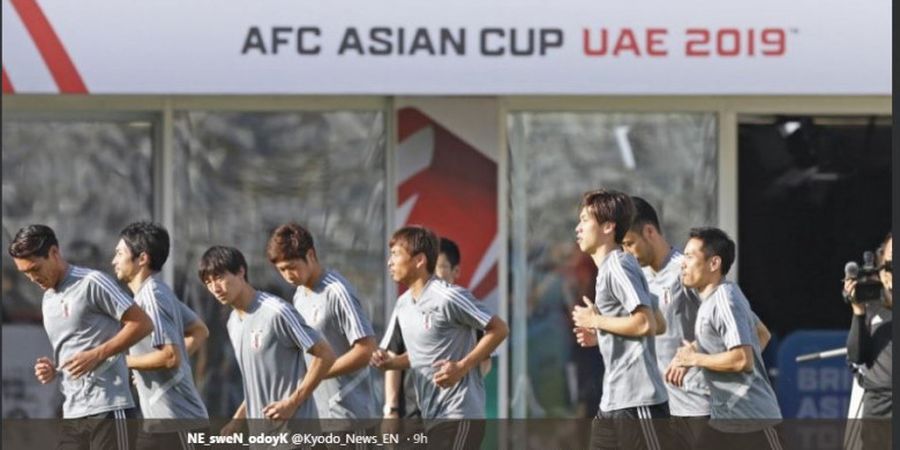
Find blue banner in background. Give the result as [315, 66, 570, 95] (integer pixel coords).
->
[776, 330, 853, 418]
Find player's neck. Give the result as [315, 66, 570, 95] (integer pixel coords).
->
[52, 260, 71, 290]
[233, 284, 257, 313]
[304, 264, 324, 290]
[407, 273, 431, 301]
[127, 268, 155, 295]
[698, 276, 724, 299]
[590, 242, 619, 267]
[650, 240, 672, 272]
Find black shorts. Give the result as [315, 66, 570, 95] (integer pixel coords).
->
[425, 420, 485, 450]
[57, 407, 139, 450]
[590, 402, 672, 450]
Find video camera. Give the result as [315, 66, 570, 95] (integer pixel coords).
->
[843, 251, 883, 303]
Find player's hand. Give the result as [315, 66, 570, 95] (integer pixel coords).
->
[62, 348, 104, 379]
[572, 296, 600, 329]
[432, 359, 466, 388]
[665, 363, 687, 387]
[573, 327, 598, 347]
[263, 396, 300, 420]
[34, 357, 57, 384]
[371, 348, 391, 369]
[672, 340, 697, 368]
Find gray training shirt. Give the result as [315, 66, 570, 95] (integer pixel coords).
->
[129, 275, 209, 432]
[42, 265, 136, 418]
[644, 249, 710, 417]
[593, 249, 669, 412]
[381, 278, 492, 421]
[227, 291, 324, 425]
[694, 282, 782, 432]
[293, 269, 375, 420]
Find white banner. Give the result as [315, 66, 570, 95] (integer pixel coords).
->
[1, 0, 891, 95]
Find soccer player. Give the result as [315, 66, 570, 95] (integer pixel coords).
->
[9, 224, 152, 449]
[111, 222, 209, 448]
[569, 189, 670, 450]
[371, 226, 508, 450]
[671, 227, 782, 449]
[198, 246, 335, 439]
[266, 223, 377, 423]
[619, 198, 767, 448]
[382, 237, 491, 420]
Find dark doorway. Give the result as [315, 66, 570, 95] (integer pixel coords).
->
[737, 115, 892, 339]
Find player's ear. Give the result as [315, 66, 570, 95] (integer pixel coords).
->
[414, 252, 427, 271]
[708, 255, 722, 274]
[603, 222, 616, 235]
[137, 251, 151, 269]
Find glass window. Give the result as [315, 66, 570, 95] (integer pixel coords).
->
[507, 112, 717, 418]
[170, 111, 386, 416]
[2, 120, 154, 324]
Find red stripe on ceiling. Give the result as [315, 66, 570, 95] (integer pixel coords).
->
[10, 0, 87, 93]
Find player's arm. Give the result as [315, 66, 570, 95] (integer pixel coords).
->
[180, 302, 209, 355]
[126, 344, 180, 371]
[326, 336, 376, 379]
[673, 341, 753, 373]
[383, 368, 403, 417]
[64, 305, 153, 378]
[183, 320, 209, 356]
[328, 289, 378, 378]
[372, 309, 410, 371]
[433, 315, 508, 388]
[292, 341, 336, 405]
[371, 349, 410, 371]
[461, 316, 508, 371]
[572, 296, 656, 337]
[654, 307, 666, 335]
[594, 305, 655, 337]
[262, 339, 336, 420]
[127, 294, 188, 371]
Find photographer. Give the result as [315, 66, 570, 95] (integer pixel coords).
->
[843, 233, 891, 448]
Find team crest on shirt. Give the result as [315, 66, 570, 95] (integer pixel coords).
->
[250, 329, 264, 350]
[663, 288, 671, 306]
[423, 312, 433, 330]
[61, 300, 70, 318]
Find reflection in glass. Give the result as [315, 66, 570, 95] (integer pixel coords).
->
[508, 112, 717, 418]
[2, 120, 154, 324]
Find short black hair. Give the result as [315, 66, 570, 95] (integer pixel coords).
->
[389, 226, 439, 274]
[8, 224, 59, 259]
[198, 246, 248, 282]
[439, 237, 461, 268]
[580, 189, 635, 244]
[688, 227, 736, 276]
[629, 196, 661, 234]
[120, 221, 170, 272]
